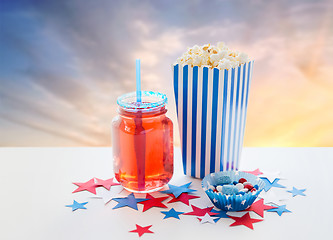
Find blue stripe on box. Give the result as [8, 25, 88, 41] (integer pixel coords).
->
[220, 69, 228, 171]
[245, 62, 252, 109]
[173, 65, 179, 113]
[237, 63, 247, 155]
[209, 68, 219, 173]
[191, 66, 198, 177]
[231, 66, 241, 169]
[226, 68, 235, 170]
[200, 67, 209, 178]
[182, 65, 188, 175]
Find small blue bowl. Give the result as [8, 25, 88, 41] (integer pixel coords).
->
[202, 171, 265, 211]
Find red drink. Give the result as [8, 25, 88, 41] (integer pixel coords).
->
[112, 92, 173, 192]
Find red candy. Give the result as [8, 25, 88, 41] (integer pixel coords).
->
[213, 189, 218, 193]
[251, 188, 257, 192]
[238, 178, 247, 184]
[244, 183, 253, 190]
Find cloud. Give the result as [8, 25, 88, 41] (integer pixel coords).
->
[0, 0, 332, 146]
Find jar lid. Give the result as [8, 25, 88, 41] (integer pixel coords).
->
[117, 91, 167, 112]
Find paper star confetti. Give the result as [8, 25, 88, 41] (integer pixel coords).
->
[259, 189, 289, 205]
[167, 193, 200, 205]
[245, 199, 277, 217]
[244, 168, 263, 176]
[160, 182, 196, 198]
[112, 193, 148, 210]
[211, 209, 230, 223]
[229, 212, 263, 230]
[287, 187, 306, 197]
[161, 208, 184, 220]
[184, 205, 218, 217]
[138, 194, 168, 212]
[262, 178, 286, 192]
[260, 170, 285, 183]
[198, 213, 215, 224]
[267, 204, 291, 216]
[92, 187, 123, 204]
[95, 177, 120, 190]
[65, 200, 88, 211]
[129, 224, 154, 237]
[72, 178, 98, 194]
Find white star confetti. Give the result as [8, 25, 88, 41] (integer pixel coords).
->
[91, 186, 123, 204]
[259, 189, 289, 205]
[198, 213, 215, 224]
[260, 170, 285, 183]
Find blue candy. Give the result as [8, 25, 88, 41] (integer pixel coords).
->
[254, 184, 259, 190]
[233, 181, 238, 185]
[216, 176, 232, 185]
[222, 185, 239, 195]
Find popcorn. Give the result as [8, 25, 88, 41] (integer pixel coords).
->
[176, 42, 250, 70]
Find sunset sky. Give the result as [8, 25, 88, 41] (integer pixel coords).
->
[1, 0, 332, 147]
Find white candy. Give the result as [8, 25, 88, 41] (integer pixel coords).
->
[236, 183, 244, 190]
[216, 185, 223, 192]
[240, 188, 248, 193]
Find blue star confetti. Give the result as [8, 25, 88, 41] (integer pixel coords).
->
[211, 209, 230, 223]
[287, 187, 306, 197]
[65, 200, 88, 211]
[160, 182, 196, 198]
[112, 193, 148, 210]
[161, 208, 184, 220]
[267, 204, 291, 216]
[261, 178, 286, 192]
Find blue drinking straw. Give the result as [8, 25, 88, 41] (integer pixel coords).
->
[136, 59, 142, 103]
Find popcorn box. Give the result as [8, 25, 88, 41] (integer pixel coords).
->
[173, 61, 254, 178]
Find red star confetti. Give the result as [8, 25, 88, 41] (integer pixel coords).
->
[183, 205, 218, 217]
[245, 199, 277, 217]
[129, 224, 153, 237]
[138, 194, 168, 212]
[167, 193, 200, 206]
[229, 212, 263, 230]
[244, 168, 263, 176]
[95, 177, 120, 190]
[72, 178, 98, 194]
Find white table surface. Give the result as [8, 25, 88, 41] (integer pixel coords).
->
[0, 147, 331, 240]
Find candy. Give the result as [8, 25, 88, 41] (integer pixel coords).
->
[208, 185, 215, 191]
[222, 185, 239, 195]
[244, 183, 253, 190]
[216, 176, 232, 185]
[235, 183, 244, 190]
[238, 178, 247, 184]
[232, 181, 238, 185]
[251, 188, 257, 192]
[253, 184, 259, 190]
[239, 188, 248, 193]
[216, 185, 223, 192]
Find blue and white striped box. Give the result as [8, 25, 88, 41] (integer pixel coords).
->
[173, 61, 254, 178]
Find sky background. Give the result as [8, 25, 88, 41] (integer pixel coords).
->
[0, 0, 333, 147]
